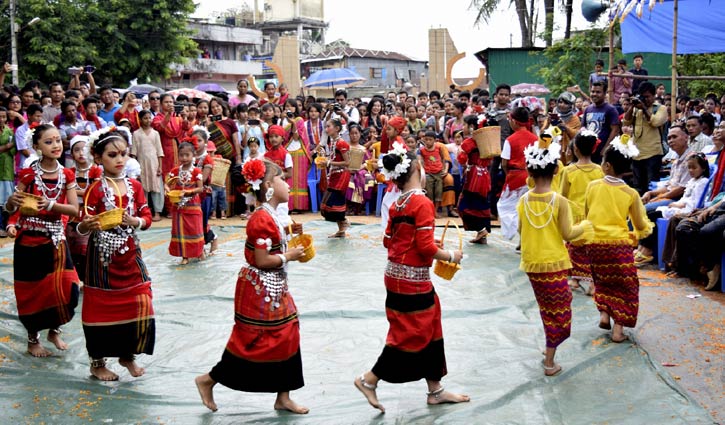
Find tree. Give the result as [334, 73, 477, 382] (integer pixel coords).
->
[529, 27, 610, 96]
[678, 53, 725, 99]
[0, 0, 198, 86]
[470, 0, 537, 48]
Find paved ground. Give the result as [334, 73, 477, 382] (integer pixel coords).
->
[0, 212, 722, 422]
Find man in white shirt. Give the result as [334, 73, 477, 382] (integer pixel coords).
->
[325, 89, 360, 141]
[685, 115, 713, 153]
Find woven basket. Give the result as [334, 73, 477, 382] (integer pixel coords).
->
[19, 192, 44, 216]
[211, 157, 231, 186]
[366, 159, 378, 173]
[288, 225, 315, 263]
[84, 178, 124, 230]
[348, 148, 365, 171]
[472, 126, 501, 159]
[433, 220, 463, 280]
[314, 156, 328, 168]
[166, 190, 185, 204]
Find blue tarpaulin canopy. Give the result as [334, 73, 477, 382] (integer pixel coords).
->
[619, 0, 725, 54]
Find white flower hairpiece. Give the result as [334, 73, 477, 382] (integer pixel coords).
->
[25, 127, 36, 146]
[192, 125, 210, 141]
[579, 128, 598, 139]
[524, 132, 562, 169]
[377, 142, 411, 181]
[610, 134, 639, 159]
[88, 125, 116, 145]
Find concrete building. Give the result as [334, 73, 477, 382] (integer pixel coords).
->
[169, 20, 263, 90]
[301, 46, 427, 94]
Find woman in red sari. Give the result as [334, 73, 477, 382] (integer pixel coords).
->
[281, 99, 311, 211]
[195, 159, 308, 414]
[152, 94, 190, 212]
[319, 119, 351, 237]
[5, 124, 80, 358]
[354, 148, 469, 413]
[166, 141, 205, 264]
[77, 129, 154, 381]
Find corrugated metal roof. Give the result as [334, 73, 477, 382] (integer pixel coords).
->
[305, 47, 423, 62]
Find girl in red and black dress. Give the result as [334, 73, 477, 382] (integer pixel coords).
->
[195, 159, 308, 414]
[319, 119, 351, 237]
[166, 142, 205, 265]
[5, 124, 80, 358]
[78, 129, 154, 381]
[457, 117, 493, 244]
[67, 135, 102, 282]
[354, 148, 469, 413]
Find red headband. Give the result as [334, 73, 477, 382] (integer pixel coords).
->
[267, 125, 286, 139]
[181, 135, 199, 150]
[388, 116, 406, 133]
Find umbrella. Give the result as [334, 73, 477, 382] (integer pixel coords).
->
[302, 68, 366, 89]
[127, 84, 163, 95]
[194, 83, 227, 92]
[511, 83, 551, 96]
[166, 88, 213, 101]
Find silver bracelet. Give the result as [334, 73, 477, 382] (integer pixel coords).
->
[46, 200, 56, 211]
[276, 253, 287, 266]
[4, 202, 17, 213]
[448, 249, 455, 263]
[136, 218, 146, 229]
[76, 222, 91, 236]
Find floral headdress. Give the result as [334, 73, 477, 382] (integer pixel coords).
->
[24, 122, 42, 146]
[524, 129, 562, 169]
[87, 125, 119, 158]
[192, 125, 210, 141]
[180, 135, 200, 150]
[377, 142, 411, 181]
[610, 134, 639, 159]
[579, 128, 598, 139]
[242, 158, 265, 190]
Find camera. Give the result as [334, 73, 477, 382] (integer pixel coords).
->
[632, 95, 643, 105]
[286, 111, 294, 119]
[84, 65, 96, 74]
[173, 102, 185, 114]
[332, 103, 342, 112]
[67, 66, 82, 75]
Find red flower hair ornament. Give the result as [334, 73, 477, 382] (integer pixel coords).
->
[180, 135, 200, 150]
[242, 159, 266, 190]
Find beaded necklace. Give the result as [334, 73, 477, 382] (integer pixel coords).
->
[95, 175, 136, 265]
[522, 192, 557, 229]
[33, 161, 64, 201]
[395, 189, 425, 211]
[604, 175, 626, 185]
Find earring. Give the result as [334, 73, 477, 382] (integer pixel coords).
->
[265, 187, 274, 202]
[36, 149, 43, 159]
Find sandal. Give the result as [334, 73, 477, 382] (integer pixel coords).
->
[541, 361, 563, 376]
[469, 230, 488, 244]
[634, 253, 654, 266]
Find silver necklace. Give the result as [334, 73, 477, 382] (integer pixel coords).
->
[604, 175, 625, 185]
[38, 160, 61, 175]
[522, 192, 556, 229]
[33, 162, 65, 201]
[395, 189, 425, 211]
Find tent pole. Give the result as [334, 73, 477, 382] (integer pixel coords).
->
[671, 0, 678, 120]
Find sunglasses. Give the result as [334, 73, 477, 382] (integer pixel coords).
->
[149, 97, 160, 100]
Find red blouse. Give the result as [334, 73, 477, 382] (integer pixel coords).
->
[18, 167, 76, 222]
[383, 193, 438, 267]
[244, 208, 284, 267]
[84, 177, 152, 230]
[167, 166, 203, 204]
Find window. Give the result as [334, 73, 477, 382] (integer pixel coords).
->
[370, 67, 383, 79]
[409, 70, 417, 81]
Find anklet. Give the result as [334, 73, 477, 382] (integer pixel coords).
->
[427, 387, 445, 399]
[28, 332, 40, 344]
[90, 358, 107, 368]
[358, 374, 377, 390]
[49, 328, 62, 335]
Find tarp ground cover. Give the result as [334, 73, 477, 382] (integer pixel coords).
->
[0, 223, 714, 424]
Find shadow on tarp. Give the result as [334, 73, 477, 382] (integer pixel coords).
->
[0, 222, 714, 424]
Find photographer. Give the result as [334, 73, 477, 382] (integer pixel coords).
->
[68, 65, 97, 98]
[324, 89, 360, 141]
[622, 82, 669, 194]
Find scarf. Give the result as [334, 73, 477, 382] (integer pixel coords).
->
[555, 107, 575, 123]
[711, 148, 725, 201]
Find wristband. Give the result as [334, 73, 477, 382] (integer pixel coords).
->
[76, 222, 91, 236]
[136, 218, 146, 230]
[4, 202, 17, 213]
[276, 253, 287, 266]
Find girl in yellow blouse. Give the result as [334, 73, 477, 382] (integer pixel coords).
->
[517, 137, 593, 376]
[559, 130, 604, 295]
[584, 136, 653, 343]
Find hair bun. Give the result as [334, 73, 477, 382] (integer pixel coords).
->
[382, 152, 402, 171]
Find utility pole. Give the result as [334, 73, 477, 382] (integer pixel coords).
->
[10, 0, 18, 85]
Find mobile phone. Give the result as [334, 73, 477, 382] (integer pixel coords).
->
[247, 119, 260, 125]
[210, 115, 222, 122]
[84, 65, 96, 74]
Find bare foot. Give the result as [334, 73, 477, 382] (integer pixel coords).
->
[28, 342, 52, 357]
[180, 258, 189, 265]
[427, 389, 471, 405]
[598, 313, 611, 330]
[354, 375, 385, 413]
[328, 231, 346, 238]
[91, 365, 119, 381]
[210, 239, 219, 255]
[274, 394, 309, 414]
[119, 358, 145, 377]
[543, 363, 563, 376]
[195, 374, 218, 412]
[199, 251, 207, 261]
[47, 330, 68, 351]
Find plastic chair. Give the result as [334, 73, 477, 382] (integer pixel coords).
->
[307, 163, 320, 213]
[696, 174, 716, 209]
[656, 217, 668, 271]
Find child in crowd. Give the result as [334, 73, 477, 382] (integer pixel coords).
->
[5, 124, 80, 357]
[379, 116, 407, 231]
[195, 159, 308, 414]
[67, 135, 102, 282]
[458, 123, 493, 244]
[346, 123, 374, 215]
[207, 142, 228, 220]
[559, 130, 604, 294]
[241, 106, 267, 158]
[319, 119, 351, 237]
[354, 145, 468, 413]
[166, 142, 205, 265]
[498, 107, 539, 240]
[585, 137, 653, 342]
[0, 107, 15, 237]
[656, 154, 710, 219]
[420, 130, 451, 218]
[78, 128, 154, 381]
[518, 136, 593, 376]
[264, 125, 293, 223]
[131, 110, 164, 221]
[191, 127, 219, 256]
